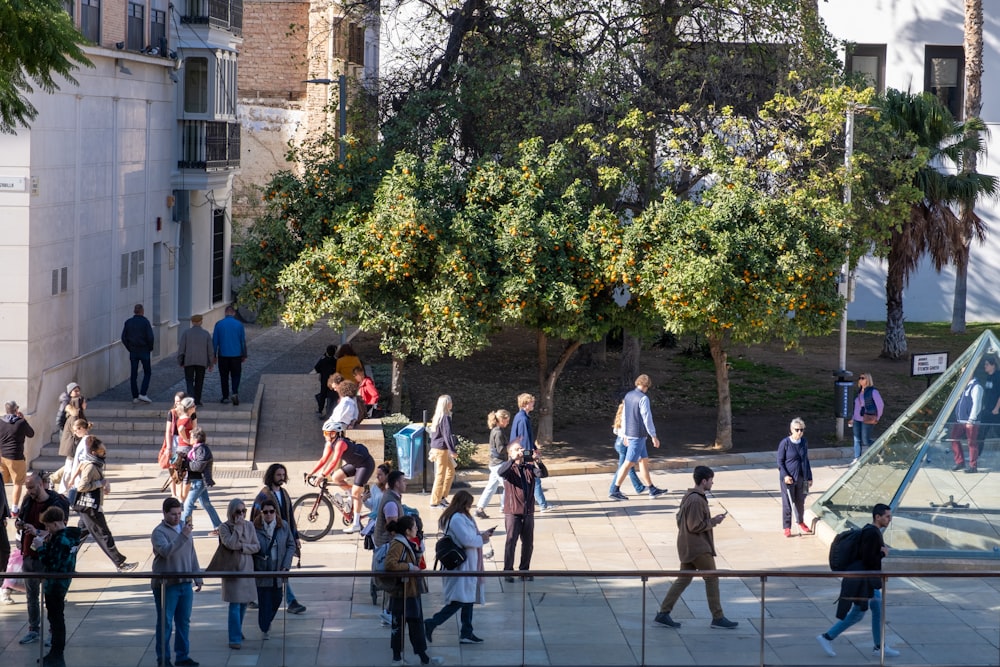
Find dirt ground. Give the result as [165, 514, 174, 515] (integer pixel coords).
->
[348, 324, 975, 468]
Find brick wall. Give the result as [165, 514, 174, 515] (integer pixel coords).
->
[240, 0, 311, 100]
[103, 0, 127, 48]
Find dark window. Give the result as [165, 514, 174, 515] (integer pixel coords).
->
[925, 45, 964, 119]
[846, 44, 886, 93]
[127, 2, 144, 51]
[150, 9, 166, 52]
[81, 0, 100, 43]
[348, 23, 365, 66]
[212, 209, 226, 303]
[184, 57, 208, 113]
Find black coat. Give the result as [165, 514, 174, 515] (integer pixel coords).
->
[836, 523, 884, 619]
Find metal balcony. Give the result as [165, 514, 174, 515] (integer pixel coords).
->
[180, 0, 242, 35]
[178, 120, 241, 171]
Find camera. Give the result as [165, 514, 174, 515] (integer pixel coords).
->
[523, 450, 534, 462]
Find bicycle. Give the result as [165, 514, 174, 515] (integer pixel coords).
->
[292, 474, 369, 541]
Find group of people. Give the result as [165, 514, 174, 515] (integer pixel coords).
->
[947, 355, 1000, 474]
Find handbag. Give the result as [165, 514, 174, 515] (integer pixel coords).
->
[72, 488, 100, 512]
[863, 414, 878, 425]
[157, 435, 172, 469]
[433, 519, 466, 571]
[206, 540, 241, 573]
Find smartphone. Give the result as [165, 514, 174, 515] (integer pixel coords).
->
[488, 525, 498, 533]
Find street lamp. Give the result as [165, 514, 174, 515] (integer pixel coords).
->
[303, 75, 348, 161]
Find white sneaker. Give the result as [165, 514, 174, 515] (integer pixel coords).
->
[874, 646, 900, 658]
[0, 589, 14, 605]
[816, 634, 836, 657]
[344, 523, 361, 534]
[138, 394, 153, 403]
[380, 610, 393, 626]
[132, 398, 140, 404]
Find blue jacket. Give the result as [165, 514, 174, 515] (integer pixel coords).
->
[121, 315, 154, 355]
[510, 409, 534, 452]
[212, 315, 247, 358]
[777, 436, 812, 483]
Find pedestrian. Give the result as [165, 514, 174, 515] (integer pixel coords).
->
[777, 418, 813, 537]
[428, 395, 457, 509]
[816, 503, 900, 659]
[212, 305, 247, 406]
[499, 439, 548, 580]
[15, 471, 70, 646]
[609, 402, 646, 496]
[373, 470, 408, 625]
[151, 496, 203, 667]
[217, 498, 260, 649]
[121, 303, 155, 403]
[982, 355, 1000, 445]
[313, 345, 338, 416]
[252, 497, 295, 640]
[65, 418, 92, 491]
[306, 419, 375, 534]
[950, 375, 983, 473]
[36, 505, 83, 667]
[509, 393, 555, 512]
[609, 374, 667, 500]
[0, 466, 11, 605]
[0, 399, 35, 512]
[163, 392, 188, 500]
[334, 343, 363, 379]
[73, 437, 139, 572]
[424, 490, 493, 645]
[384, 515, 443, 666]
[474, 409, 509, 519]
[330, 380, 360, 429]
[653, 465, 738, 630]
[177, 314, 215, 406]
[353, 366, 381, 418]
[55, 383, 86, 493]
[251, 463, 307, 614]
[180, 427, 222, 534]
[850, 372, 885, 462]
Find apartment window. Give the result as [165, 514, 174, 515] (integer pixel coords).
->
[150, 9, 166, 52]
[120, 250, 145, 289]
[127, 2, 144, 51]
[212, 209, 226, 303]
[81, 0, 100, 43]
[215, 53, 237, 116]
[51, 267, 68, 296]
[348, 23, 365, 66]
[925, 45, 964, 119]
[184, 57, 208, 113]
[846, 44, 886, 93]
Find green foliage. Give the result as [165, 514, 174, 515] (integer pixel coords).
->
[379, 413, 411, 466]
[453, 435, 478, 469]
[0, 0, 92, 133]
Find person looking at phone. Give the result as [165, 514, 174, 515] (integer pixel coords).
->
[498, 439, 547, 581]
[654, 465, 738, 630]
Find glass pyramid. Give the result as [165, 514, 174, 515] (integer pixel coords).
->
[812, 330, 1000, 558]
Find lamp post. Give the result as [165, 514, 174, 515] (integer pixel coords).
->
[303, 74, 348, 161]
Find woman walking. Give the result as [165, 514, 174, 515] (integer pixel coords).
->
[385, 515, 443, 666]
[218, 498, 260, 649]
[424, 490, 493, 644]
[474, 410, 509, 519]
[850, 373, 884, 462]
[55, 384, 86, 494]
[252, 498, 295, 640]
[609, 402, 645, 497]
[74, 438, 138, 571]
[428, 395, 457, 509]
[777, 418, 813, 538]
[163, 392, 188, 499]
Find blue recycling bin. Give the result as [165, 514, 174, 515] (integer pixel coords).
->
[393, 424, 425, 480]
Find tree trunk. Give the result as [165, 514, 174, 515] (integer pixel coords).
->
[390, 354, 405, 414]
[951, 245, 969, 333]
[708, 333, 733, 451]
[620, 330, 641, 393]
[534, 332, 583, 445]
[881, 255, 908, 359]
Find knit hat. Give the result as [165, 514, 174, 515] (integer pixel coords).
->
[66, 382, 81, 394]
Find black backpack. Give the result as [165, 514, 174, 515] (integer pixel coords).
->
[828, 527, 862, 571]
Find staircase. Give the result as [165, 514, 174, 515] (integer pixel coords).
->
[34, 402, 257, 472]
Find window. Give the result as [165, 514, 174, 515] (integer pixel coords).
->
[150, 9, 166, 52]
[925, 45, 964, 119]
[127, 2, 144, 51]
[51, 267, 68, 296]
[184, 57, 208, 113]
[215, 52, 237, 116]
[348, 22, 365, 66]
[81, 0, 100, 43]
[846, 44, 886, 93]
[212, 209, 226, 303]
[120, 250, 145, 288]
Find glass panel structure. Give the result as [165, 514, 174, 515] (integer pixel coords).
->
[812, 330, 1000, 558]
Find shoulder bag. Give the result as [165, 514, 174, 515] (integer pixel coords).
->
[434, 518, 467, 571]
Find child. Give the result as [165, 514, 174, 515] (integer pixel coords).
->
[353, 366, 381, 419]
[314, 345, 338, 415]
[37, 506, 83, 667]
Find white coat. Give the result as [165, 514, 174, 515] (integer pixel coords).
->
[440, 513, 486, 605]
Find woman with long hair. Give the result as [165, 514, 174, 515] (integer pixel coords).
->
[252, 498, 295, 639]
[219, 498, 260, 649]
[384, 515, 443, 666]
[74, 437, 138, 571]
[428, 395, 457, 509]
[850, 373, 884, 462]
[424, 490, 494, 644]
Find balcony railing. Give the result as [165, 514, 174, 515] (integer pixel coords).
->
[180, 0, 242, 35]
[179, 120, 240, 170]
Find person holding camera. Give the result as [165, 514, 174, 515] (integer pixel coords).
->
[498, 439, 548, 581]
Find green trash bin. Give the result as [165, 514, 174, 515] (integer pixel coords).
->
[393, 424, 426, 480]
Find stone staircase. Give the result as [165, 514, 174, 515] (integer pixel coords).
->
[34, 401, 258, 472]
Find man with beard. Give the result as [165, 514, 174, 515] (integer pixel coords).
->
[251, 463, 306, 614]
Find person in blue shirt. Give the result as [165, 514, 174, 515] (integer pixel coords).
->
[509, 393, 555, 512]
[609, 375, 667, 500]
[776, 417, 813, 537]
[212, 306, 248, 406]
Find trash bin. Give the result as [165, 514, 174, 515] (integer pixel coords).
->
[834, 370, 854, 418]
[393, 424, 426, 480]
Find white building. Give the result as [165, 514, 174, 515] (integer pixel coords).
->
[820, 0, 1000, 323]
[0, 0, 241, 461]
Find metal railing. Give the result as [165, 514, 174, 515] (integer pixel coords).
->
[180, 0, 242, 35]
[179, 120, 241, 170]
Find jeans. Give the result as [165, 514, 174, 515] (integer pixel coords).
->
[229, 602, 248, 644]
[130, 352, 152, 398]
[181, 479, 222, 528]
[658, 552, 723, 620]
[476, 463, 504, 510]
[25, 555, 41, 632]
[533, 477, 548, 509]
[183, 365, 206, 404]
[826, 589, 882, 647]
[154, 582, 194, 663]
[426, 600, 474, 638]
[45, 586, 68, 656]
[610, 437, 644, 494]
[852, 420, 875, 459]
[218, 356, 243, 398]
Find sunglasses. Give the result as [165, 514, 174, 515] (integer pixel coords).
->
[235, 509, 246, 515]
[792, 428, 805, 432]
[261, 509, 276, 515]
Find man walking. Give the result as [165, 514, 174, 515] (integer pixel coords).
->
[653, 465, 738, 630]
[816, 503, 900, 658]
[212, 306, 247, 406]
[610, 374, 667, 500]
[499, 439, 548, 580]
[15, 471, 70, 645]
[177, 314, 214, 406]
[152, 497, 203, 667]
[251, 463, 306, 614]
[0, 399, 34, 512]
[121, 304, 155, 403]
[509, 394, 555, 512]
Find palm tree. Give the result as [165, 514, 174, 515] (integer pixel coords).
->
[878, 89, 997, 359]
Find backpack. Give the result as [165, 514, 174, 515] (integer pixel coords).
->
[372, 539, 404, 594]
[433, 519, 467, 571]
[187, 444, 213, 473]
[828, 527, 862, 571]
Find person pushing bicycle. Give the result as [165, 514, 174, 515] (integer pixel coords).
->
[306, 419, 376, 534]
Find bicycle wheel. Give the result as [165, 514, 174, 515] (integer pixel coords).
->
[292, 493, 335, 541]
